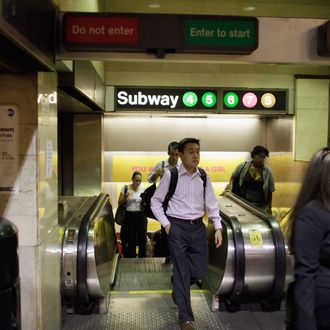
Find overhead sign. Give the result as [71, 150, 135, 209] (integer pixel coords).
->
[317, 20, 330, 56]
[222, 89, 287, 113]
[115, 87, 218, 111]
[184, 18, 257, 52]
[64, 15, 139, 45]
[62, 13, 258, 55]
[113, 87, 288, 114]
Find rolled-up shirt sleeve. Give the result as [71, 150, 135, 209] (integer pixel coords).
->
[151, 171, 171, 227]
[147, 161, 162, 183]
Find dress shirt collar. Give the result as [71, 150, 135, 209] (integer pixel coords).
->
[178, 163, 201, 177]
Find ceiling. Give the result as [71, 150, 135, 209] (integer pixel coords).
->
[55, 0, 330, 112]
[60, 0, 330, 19]
[57, 0, 330, 74]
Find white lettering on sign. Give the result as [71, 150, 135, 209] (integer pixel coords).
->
[72, 25, 86, 35]
[117, 91, 179, 109]
[71, 24, 135, 37]
[229, 29, 251, 38]
[108, 27, 135, 36]
[189, 28, 251, 39]
[190, 28, 214, 37]
[37, 92, 57, 104]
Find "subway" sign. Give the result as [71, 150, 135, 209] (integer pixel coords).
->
[115, 87, 218, 111]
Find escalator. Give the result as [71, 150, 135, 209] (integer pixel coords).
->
[206, 193, 293, 312]
[60, 192, 291, 329]
[59, 193, 119, 314]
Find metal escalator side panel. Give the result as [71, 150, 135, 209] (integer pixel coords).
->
[86, 200, 116, 297]
[86, 224, 109, 297]
[206, 209, 245, 300]
[61, 227, 79, 297]
[262, 214, 289, 301]
[207, 219, 230, 295]
[225, 194, 291, 297]
[216, 195, 288, 300]
[219, 215, 245, 305]
[60, 196, 95, 298]
[207, 220, 235, 296]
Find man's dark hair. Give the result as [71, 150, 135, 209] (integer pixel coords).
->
[167, 141, 179, 152]
[251, 145, 269, 158]
[178, 138, 200, 153]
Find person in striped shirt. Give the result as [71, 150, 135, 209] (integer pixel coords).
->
[151, 137, 222, 330]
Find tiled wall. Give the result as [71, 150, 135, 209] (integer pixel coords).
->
[0, 72, 60, 330]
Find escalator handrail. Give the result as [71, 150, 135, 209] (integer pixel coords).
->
[220, 213, 245, 308]
[262, 215, 287, 301]
[76, 193, 109, 312]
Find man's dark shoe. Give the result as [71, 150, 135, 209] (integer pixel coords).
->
[195, 279, 203, 288]
[179, 321, 195, 330]
[165, 256, 172, 264]
[171, 290, 177, 305]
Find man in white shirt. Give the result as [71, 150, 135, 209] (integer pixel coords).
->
[147, 141, 179, 263]
[147, 141, 179, 183]
[151, 138, 222, 330]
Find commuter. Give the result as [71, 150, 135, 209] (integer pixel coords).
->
[147, 141, 179, 263]
[118, 171, 147, 258]
[225, 145, 275, 214]
[151, 138, 222, 330]
[286, 147, 330, 330]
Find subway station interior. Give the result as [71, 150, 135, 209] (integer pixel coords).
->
[0, 0, 330, 329]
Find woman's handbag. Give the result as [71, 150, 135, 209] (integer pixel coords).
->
[115, 185, 128, 226]
[114, 204, 126, 226]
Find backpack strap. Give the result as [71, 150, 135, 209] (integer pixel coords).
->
[198, 167, 207, 195]
[159, 160, 165, 181]
[163, 167, 207, 212]
[163, 167, 178, 213]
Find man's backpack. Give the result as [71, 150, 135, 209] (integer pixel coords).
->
[140, 167, 207, 220]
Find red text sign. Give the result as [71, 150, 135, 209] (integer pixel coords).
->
[64, 15, 139, 44]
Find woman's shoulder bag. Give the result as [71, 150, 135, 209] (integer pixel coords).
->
[115, 185, 128, 226]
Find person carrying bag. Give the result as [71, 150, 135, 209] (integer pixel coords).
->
[117, 171, 146, 258]
[115, 185, 128, 226]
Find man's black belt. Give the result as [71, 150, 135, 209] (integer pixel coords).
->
[169, 216, 203, 225]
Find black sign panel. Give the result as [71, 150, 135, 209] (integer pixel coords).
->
[62, 13, 258, 55]
[317, 21, 330, 56]
[222, 89, 287, 113]
[113, 87, 288, 114]
[115, 87, 218, 111]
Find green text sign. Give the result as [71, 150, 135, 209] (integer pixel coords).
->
[184, 18, 258, 51]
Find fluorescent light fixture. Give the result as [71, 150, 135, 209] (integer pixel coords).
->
[148, 3, 160, 8]
[243, 6, 255, 11]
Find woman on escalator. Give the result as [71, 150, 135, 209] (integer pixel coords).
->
[224, 145, 275, 214]
[118, 171, 147, 258]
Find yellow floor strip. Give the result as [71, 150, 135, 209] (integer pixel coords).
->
[111, 289, 208, 295]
